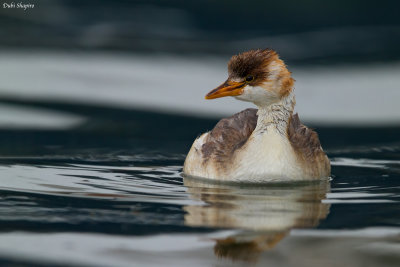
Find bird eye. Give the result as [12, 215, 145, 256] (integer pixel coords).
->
[245, 75, 254, 82]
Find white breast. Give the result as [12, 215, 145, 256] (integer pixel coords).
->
[231, 127, 304, 182]
[183, 126, 306, 182]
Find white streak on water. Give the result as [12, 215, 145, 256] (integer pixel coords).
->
[332, 158, 400, 169]
[0, 50, 399, 125]
[0, 228, 398, 267]
[0, 103, 85, 129]
[0, 164, 196, 205]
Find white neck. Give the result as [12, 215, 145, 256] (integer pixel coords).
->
[254, 91, 296, 136]
[232, 90, 301, 182]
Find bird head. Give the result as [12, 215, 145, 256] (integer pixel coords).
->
[205, 49, 294, 107]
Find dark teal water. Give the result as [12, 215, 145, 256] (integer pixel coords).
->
[0, 101, 399, 266]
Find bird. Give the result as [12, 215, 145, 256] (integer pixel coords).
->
[183, 48, 330, 182]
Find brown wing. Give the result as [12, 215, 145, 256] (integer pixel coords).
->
[287, 113, 331, 177]
[202, 108, 258, 164]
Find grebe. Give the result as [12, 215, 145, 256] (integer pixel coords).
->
[183, 49, 330, 182]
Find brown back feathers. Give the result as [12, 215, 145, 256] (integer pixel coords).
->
[201, 109, 330, 178]
[202, 108, 258, 163]
[287, 113, 331, 177]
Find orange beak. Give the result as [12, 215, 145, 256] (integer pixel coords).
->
[205, 80, 245, 100]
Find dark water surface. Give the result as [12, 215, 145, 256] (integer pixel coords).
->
[0, 101, 399, 266]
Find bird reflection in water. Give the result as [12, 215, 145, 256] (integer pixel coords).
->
[183, 177, 330, 263]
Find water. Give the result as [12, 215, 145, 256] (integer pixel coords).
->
[0, 101, 399, 267]
[1, 50, 400, 125]
[0, 51, 399, 266]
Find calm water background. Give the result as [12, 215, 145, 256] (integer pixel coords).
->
[0, 56, 399, 265]
[1, 0, 400, 266]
